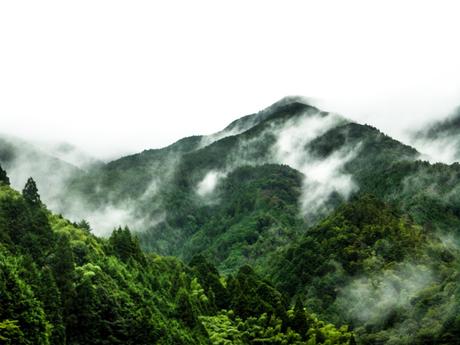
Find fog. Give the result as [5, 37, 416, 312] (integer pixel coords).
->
[338, 262, 433, 325]
[196, 170, 227, 198]
[1, 1, 460, 160]
[272, 110, 358, 217]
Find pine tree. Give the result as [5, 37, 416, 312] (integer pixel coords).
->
[22, 177, 40, 204]
[109, 226, 145, 264]
[0, 164, 10, 185]
[39, 267, 65, 345]
[290, 298, 308, 338]
[51, 233, 76, 331]
[76, 219, 92, 233]
[176, 288, 197, 328]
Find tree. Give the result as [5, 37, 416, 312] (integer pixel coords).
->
[290, 298, 308, 338]
[109, 226, 145, 264]
[38, 267, 65, 345]
[76, 219, 92, 233]
[176, 288, 197, 328]
[0, 250, 50, 345]
[22, 177, 40, 204]
[0, 164, 10, 185]
[50, 234, 76, 328]
[189, 254, 230, 310]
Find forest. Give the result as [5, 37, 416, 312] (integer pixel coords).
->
[1, 99, 460, 344]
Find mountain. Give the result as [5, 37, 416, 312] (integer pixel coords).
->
[39, 141, 102, 169]
[0, 167, 353, 345]
[0, 135, 83, 210]
[28, 97, 460, 271]
[411, 107, 460, 163]
[269, 194, 460, 344]
[2, 97, 460, 344]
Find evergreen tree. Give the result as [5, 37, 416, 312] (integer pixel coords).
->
[176, 288, 197, 328]
[0, 164, 10, 185]
[0, 250, 50, 345]
[189, 254, 230, 310]
[76, 219, 92, 233]
[39, 267, 65, 345]
[290, 298, 308, 338]
[109, 226, 145, 264]
[22, 177, 40, 204]
[50, 233, 76, 333]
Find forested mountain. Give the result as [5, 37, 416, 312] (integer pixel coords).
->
[0, 166, 353, 344]
[411, 107, 460, 163]
[0, 135, 83, 211]
[1, 97, 460, 344]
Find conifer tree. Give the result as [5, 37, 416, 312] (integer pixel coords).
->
[22, 177, 40, 204]
[290, 298, 308, 338]
[0, 164, 9, 185]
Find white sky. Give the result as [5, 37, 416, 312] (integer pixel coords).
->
[1, 0, 460, 159]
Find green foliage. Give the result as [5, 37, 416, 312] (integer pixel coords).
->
[22, 177, 41, 205]
[228, 265, 288, 320]
[0, 177, 352, 344]
[190, 254, 230, 310]
[271, 194, 460, 344]
[0, 247, 50, 345]
[200, 309, 354, 345]
[109, 226, 146, 264]
[0, 164, 9, 186]
[142, 164, 305, 274]
[76, 219, 92, 233]
[4, 101, 460, 345]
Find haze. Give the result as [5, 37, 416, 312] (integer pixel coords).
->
[1, 0, 460, 159]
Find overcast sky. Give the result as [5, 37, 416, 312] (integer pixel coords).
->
[1, 1, 460, 159]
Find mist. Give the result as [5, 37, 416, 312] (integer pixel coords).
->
[272, 109, 357, 217]
[337, 262, 433, 326]
[2, 2, 460, 160]
[196, 170, 227, 198]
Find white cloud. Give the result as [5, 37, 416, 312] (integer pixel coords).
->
[273, 110, 356, 216]
[338, 263, 433, 325]
[196, 170, 226, 197]
[1, 1, 460, 158]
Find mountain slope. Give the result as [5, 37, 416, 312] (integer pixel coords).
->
[0, 167, 354, 345]
[3, 97, 460, 345]
[269, 194, 460, 344]
[49, 98, 450, 272]
[0, 135, 82, 210]
[411, 107, 460, 163]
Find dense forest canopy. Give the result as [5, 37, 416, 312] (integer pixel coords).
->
[1, 98, 460, 344]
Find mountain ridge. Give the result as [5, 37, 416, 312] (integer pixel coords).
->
[1, 97, 460, 344]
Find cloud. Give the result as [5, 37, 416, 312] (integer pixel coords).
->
[409, 135, 460, 165]
[298, 147, 360, 217]
[337, 262, 433, 326]
[272, 110, 357, 217]
[2, 2, 460, 159]
[196, 170, 227, 197]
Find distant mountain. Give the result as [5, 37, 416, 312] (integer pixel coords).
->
[39, 141, 102, 169]
[411, 107, 460, 163]
[0, 135, 82, 209]
[420, 107, 460, 139]
[58, 98, 429, 270]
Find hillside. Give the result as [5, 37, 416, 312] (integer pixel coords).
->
[411, 107, 460, 163]
[12, 98, 460, 272]
[2, 98, 460, 344]
[0, 166, 354, 345]
[0, 135, 83, 211]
